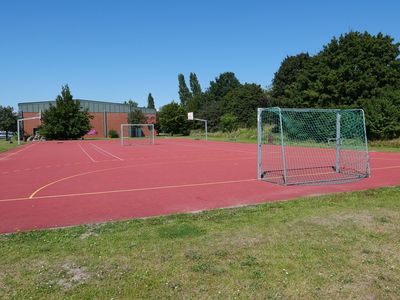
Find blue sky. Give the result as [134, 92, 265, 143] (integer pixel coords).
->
[1, 0, 399, 110]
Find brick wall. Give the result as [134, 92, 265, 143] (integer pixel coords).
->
[21, 111, 156, 139]
[21, 112, 42, 136]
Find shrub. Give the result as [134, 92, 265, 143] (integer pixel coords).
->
[108, 129, 119, 138]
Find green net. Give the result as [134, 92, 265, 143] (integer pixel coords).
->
[257, 108, 370, 185]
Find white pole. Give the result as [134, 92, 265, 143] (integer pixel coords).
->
[335, 112, 341, 173]
[204, 120, 208, 141]
[278, 108, 287, 185]
[120, 124, 123, 146]
[257, 108, 262, 180]
[17, 119, 20, 145]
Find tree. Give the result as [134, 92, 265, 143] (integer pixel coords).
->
[271, 53, 310, 99]
[189, 72, 202, 96]
[220, 113, 238, 134]
[197, 72, 242, 130]
[270, 31, 400, 139]
[0, 106, 17, 140]
[207, 72, 241, 100]
[128, 108, 147, 124]
[157, 101, 189, 135]
[39, 85, 92, 139]
[222, 84, 268, 127]
[359, 89, 400, 140]
[178, 74, 192, 107]
[124, 99, 139, 108]
[271, 31, 400, 107]
[147, 93, 155, 109]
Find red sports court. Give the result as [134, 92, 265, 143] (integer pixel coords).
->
[0, 139, 399, 234]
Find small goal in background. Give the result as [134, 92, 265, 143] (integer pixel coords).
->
[120, 124, 155, 146]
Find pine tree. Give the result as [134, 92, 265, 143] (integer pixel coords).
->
[147, 93, 155, 109]
[178, 74, 192, 107]
[189, 72, 202, 96]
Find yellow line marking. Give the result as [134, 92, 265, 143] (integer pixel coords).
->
[0, 178, 256, 203]
[78, 144, 96, 162]
[91, 143, 123, 161]
[0, 143, 38, 161]
[0, 164, 399, 204]
[28, 156, 255, 199]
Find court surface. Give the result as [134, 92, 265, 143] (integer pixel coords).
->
[1, 139, 400, 234]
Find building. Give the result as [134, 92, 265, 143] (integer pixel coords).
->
[18, 99, 156, 138]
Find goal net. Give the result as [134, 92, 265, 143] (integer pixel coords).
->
[120, 124, 155, 146]
[257, 107, 370, 185]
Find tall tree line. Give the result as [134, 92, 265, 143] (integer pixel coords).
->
[160, 31, 400, 139]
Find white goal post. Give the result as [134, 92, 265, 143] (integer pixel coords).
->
[120, 124, 155, 146]
[17, 111, 42, 145]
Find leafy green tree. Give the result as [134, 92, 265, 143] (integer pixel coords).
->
[270, 31, 400, 139]
[147, 93, 155, 109]
[220, 113, 238, 134]
[40, 85, 92, 139]
[178, 74, 192, 107]
[207, 72, 241, 100]
[124, 99, 139, 108]
[271, 53, 310, 99]
[157, 101, 189, 135]
[189, 72, 202, 96]
[197, 72, 242, 130]
[128, 108, 147, 124]
[0, 106, 17, 139]
[222, 84, 268, 127]
[272, 31, 400, 107]
[359, 89, 400, 140]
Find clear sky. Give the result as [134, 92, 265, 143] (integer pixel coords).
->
[1, 0, 399, 110]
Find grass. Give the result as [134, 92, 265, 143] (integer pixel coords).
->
[188, 129, 400, 152]
[0, 137, 21, 152]
[1, 187, 400, 299]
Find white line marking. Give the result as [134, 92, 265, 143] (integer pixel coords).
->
[78, 144, 96, 162]
[91, 144, 123, 161]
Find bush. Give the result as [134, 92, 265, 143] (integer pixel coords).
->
[108, 129, 119, 138]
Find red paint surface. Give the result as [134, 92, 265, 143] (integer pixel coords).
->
[0, 139, 399, 234]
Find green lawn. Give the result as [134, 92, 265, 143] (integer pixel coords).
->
[187, 130, 400, 152]
[0, 138, 20, 152]
[1, 187, 399, 299]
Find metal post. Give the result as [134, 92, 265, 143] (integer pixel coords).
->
[335, 112, 341, 173]
[278, 108, 287, 185]
[192, 118, 208, 141]
[150, 124, 155, 144]
[103, 111, 107, 139]
[17, 119, 20, 145]
[257, 108, 262, 180]
[204, 120, 208, 141]
[361, 109, 370, 177]
[120, 124, 123, 146]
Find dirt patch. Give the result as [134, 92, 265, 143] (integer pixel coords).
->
[79, 230, 98, 240]
[57, 262, 90, 290]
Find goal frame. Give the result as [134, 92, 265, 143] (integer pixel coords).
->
[257, 107, 370, 185]
[120, 123, 155, 146]
[17, 111, 42, 145]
